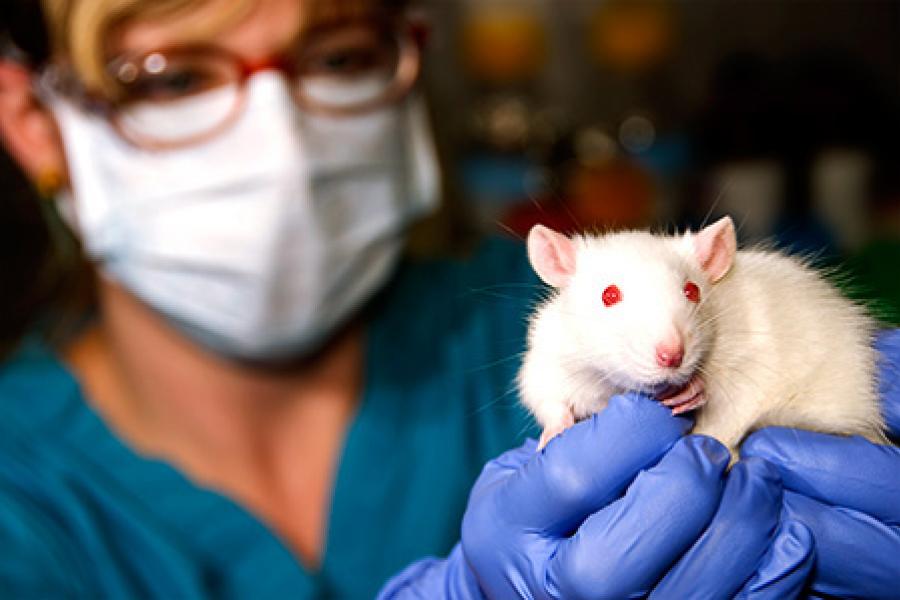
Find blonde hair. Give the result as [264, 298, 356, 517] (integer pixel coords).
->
[41, 0, 253, 93]
[40, 0, 400, 94]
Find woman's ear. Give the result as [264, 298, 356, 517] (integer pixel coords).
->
[0, 60, 66, 184]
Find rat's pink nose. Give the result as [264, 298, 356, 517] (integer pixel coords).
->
[656, 343, 684, 368]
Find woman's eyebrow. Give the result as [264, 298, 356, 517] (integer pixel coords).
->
[108, 1, 388, 62]
[109, 2, 265, 58]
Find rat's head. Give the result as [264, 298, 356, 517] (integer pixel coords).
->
[527, 216, 736, 392]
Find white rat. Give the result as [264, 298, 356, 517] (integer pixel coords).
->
[519, 216, 887, 453]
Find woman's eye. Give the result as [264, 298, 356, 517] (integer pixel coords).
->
[299, 25, 396, 79]
[684, 281, 701, 303]
[125, 68, 224, 102]
[304, 45, 391, 77]
[602, 284, 622, 307]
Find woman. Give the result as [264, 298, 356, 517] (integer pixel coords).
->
[0, 0, 898, 597]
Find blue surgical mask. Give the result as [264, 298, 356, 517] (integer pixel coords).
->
[52, 72, 440, 361]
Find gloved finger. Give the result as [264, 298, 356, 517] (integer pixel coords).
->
[735, 520, 815, 600]
[650, 457, 783, 599]
[468, 438, 538, 497]
[781, 491, 900, 598]
[742, 427, 900, 524]
[875, 328, 900, 438]
[496, 393, 691, 536]
[547, 436, 729, 600]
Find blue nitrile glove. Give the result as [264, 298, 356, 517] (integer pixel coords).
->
[740, 328, 900, 599]
[381, 393, 732, 599]
[651, 457, 815, 599]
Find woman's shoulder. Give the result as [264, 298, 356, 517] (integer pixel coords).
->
[0, 341, 102, 530]
[0, 344, 96, 594]
[0, 442, 92, 596]
[0, 339, 78, 442]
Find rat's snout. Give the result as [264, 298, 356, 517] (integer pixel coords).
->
[656, 338, 684, 368]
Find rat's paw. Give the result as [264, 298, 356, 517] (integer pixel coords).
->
[538, 411, 576, 450]
[660, 376, 707, 416]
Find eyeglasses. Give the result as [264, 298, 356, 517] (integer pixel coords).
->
[43, 18, 422, 150]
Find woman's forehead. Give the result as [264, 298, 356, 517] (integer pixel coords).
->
[112, 0, 384, 59]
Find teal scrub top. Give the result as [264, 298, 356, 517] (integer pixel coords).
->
[0, 239, 541, 599]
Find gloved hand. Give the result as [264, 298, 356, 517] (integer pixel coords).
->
[651, 457, 815, 599]
[383, 393, 734, 599]
[740, 328, 900, 599]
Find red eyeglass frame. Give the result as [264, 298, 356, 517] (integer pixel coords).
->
[93, 17, 426, 151]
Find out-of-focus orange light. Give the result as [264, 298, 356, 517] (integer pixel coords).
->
[588, 0, 674, 72]
[461, 6, 546, 84]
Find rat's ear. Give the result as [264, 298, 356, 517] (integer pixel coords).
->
[692, 216, 736, 283]
[527, 224, 576, 287]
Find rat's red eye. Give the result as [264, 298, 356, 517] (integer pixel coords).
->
[602, 285, 622, 307]
[684, 281, 701, 303]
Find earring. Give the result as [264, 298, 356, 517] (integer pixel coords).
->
[35, 167, 63, 199]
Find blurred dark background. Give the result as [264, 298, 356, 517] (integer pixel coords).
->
[419, 0, 900, 324]
[1, 0, 898, 327]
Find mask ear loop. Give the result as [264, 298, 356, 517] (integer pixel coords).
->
[33, 166, 82, 264]
[28, 164, 97, 342]
[30, 65, 88, 239]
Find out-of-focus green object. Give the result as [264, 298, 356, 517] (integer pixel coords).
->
[841, 239, 900, 326]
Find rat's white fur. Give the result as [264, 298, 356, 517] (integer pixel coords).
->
[519, 224, 885, 452]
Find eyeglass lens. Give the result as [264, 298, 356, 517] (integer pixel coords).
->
[110, 21, 409, 148]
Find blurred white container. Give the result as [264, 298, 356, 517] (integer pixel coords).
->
[812, 148, 872, 253]
[710, 160, 784, 242]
